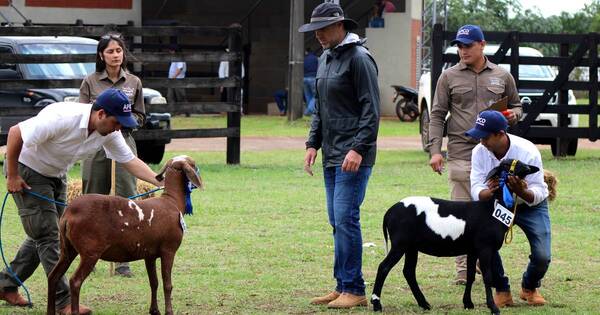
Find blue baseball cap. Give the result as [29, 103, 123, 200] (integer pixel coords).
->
[465, 110, 508, 139]
[95, 88, 138, 128]
[450, 24, 485, 46]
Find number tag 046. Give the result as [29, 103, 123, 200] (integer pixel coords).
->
[493, 200, 514, 227]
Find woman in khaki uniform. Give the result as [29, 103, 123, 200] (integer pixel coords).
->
[79, 33, 145, 277]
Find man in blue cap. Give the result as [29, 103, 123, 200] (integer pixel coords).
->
[427, 24, 522, 285]
[299, 1, 380, 309]
[0, 88, 162, 314]
[467, 110, 551, 307]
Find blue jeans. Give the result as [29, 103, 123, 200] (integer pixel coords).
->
[492, 199, 551, 291]
[303, 77, 316, 115]
[273, 89, 287, 113]
[323, 166, 372, 296]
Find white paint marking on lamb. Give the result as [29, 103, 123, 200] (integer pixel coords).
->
[118, 210, 123, 217]
[148, 209, 154, 226]
[124, 222, 129, 226]
[172, 155, 188, 162]
[401, 196, 466, 241]
[128, 200, 145, 221]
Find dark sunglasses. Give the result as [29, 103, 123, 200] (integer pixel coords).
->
[101, 34, 123, 40]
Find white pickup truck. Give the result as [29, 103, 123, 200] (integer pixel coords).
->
[418, 45, 579, 156]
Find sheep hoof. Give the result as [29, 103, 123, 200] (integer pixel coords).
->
[464, 301, 474, 309]
[371, 299, 382, 312]
[419, 302, 431, 310]
[149, 309, 161, 315]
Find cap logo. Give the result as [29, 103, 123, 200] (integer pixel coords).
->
[333, 12, 340, 17]
[122, 103, 132, 113]
[476, 116, 486, 126]
[458, 28, 470, 36]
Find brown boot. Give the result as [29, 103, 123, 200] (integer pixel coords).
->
[327, 292, 367, 309]
[0, 290, 29, 306]
[520, 288, 546, 306]
[455, 270, 467, 285]
[494, 290, 514, 307]
[310, 291, 340, 305]
[58, 303, 92, 315]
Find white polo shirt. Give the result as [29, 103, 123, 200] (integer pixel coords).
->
[18, 102, 135, 178]
[470, 133, 548, 206]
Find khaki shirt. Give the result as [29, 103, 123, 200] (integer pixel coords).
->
[428, 59, 522, 161]
[79, 69, 145, 125]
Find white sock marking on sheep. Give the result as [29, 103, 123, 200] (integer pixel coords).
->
[371, 294, 380, 301]
[401, 196, 466, 241]
[128, 200, 145, 221]
[148, 209, 154, 226]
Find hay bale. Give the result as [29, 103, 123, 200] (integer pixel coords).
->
[67, 180, 157, 204]
[543, 170, 558, 202]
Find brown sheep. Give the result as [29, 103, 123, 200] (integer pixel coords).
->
[47, 156, 202, 315]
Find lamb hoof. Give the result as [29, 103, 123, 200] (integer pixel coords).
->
[419, 302, 431, 310]
[371, 299, 382, 312]
[149, 309, 161, 315]
[464, 301, 474, 309]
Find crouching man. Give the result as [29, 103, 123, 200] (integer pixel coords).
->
[466, 110, 551, 307]
[0, 88, 162, 314]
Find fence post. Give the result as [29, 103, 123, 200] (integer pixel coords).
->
[227, 26, 242, 164]
[431, 23, 443, 105]
[554, 43, 570, 157]
[589, 33, 598, 142]
[287, 0, 304, 121]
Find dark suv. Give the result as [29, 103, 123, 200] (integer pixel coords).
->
[0, 36, 171, 164]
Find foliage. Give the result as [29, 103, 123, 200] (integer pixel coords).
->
[441, 0, 600, 57]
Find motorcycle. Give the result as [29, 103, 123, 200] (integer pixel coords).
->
[391, 85, 419, 122]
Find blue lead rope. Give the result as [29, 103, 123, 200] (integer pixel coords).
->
[0, 193, 32, 307]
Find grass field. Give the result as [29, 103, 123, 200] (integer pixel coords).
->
[171, 115, 419, 137]
[0, 147, 598, 314]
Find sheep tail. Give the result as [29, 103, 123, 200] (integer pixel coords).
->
[382, 212, 390, 255]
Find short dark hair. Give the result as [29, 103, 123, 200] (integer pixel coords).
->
[96, 33, 129, 73]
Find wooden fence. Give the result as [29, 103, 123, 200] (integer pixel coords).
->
[0, 24, 242, 164]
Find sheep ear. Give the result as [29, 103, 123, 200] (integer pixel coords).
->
[183, 163, 203, 189]
[155, 161, 170, 183]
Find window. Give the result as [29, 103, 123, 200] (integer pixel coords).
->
[19, 43, 96, 79]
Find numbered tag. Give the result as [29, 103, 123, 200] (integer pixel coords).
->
[493, 200, 514, 227]
[179, 212, 187, 234]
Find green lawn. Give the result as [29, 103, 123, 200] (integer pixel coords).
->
[171, 114, 419, 137]
[0, 149, 598, 314]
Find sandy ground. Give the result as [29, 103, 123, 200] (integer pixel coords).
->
[165, 136, 600, 152]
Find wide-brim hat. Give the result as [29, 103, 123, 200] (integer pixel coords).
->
[298, 2, 358, 33]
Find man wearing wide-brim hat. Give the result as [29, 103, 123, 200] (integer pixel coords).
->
[300, 2, 380, 310]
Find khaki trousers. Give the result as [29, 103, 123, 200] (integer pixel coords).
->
[0, 164, 70, 308]
[447, 159, 472, 273]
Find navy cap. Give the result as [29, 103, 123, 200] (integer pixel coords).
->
[465, 110, 508, 139]
[95, 88, 137, 128]
[298, 2, 358, 33]
[450, 24, 485, 46]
